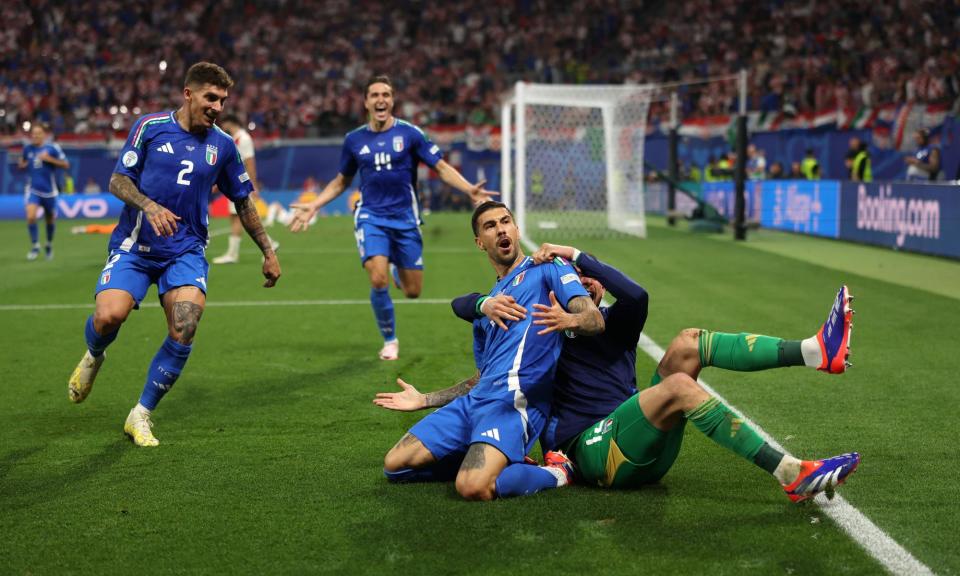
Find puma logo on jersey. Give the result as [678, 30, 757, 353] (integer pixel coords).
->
[156, 143, 174, 154]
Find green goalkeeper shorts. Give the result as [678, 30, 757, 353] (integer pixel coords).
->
[567, 393, 685, 489]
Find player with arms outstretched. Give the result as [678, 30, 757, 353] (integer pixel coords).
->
[378, 202, 604, 500]
[289, 75, 494, 361]
[67, 62, 281, 447]
[19, 123, 69, 260]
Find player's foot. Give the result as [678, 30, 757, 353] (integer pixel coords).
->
[212, 253, 238, 264]
[44, 245, 53, 260]
[816, 285, 854, 374]
[379, 339, 399, 361]
[68, 350, 105, 403]
[26, 247, 39, 261]
[543, 450, 575, 487]
[124, 407, 159, 447]
[782, 452, 859, 503]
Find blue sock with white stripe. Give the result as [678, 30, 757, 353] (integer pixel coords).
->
[27, 222, 38, 245]
[494, 463, 564, 498]
[370, 287, 396, 342]
[138, 337, 192, 410]
[85, 315, 119, 357]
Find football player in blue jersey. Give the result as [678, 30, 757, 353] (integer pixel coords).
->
[380, 243, 859, 502]
[18, 123, 69, 260]
[373, 202, 604, 501]
[67, 62, 281, 447]
[289, 75, 495, 361]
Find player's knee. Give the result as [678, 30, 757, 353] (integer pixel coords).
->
[403, 287, 421, 299]
[383, 448, 409, 473]
[455, 475, 496, 501]
[94, 306, 129, 331]
[369, 274, 389, 290]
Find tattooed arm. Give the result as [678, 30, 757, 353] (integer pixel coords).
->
[234, 195, 281, 287]
[373, 372, 480, 411]
[531, 293, 605, 336]
[109, 173, 180, 237]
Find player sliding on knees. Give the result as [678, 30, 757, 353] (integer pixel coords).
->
[68, 62, 281, 447]
[376, 241, 858, 502]
[374, 202, 603, 500]
[288, 75, 495, 361]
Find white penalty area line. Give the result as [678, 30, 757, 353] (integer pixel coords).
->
[0, 299, 453, 312]
[516, 235, 932, 576]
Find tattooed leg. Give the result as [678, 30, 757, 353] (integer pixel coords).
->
[455, 443, 508, 501]
[162, 286, 206, 344]
[384, 432, 438, 472]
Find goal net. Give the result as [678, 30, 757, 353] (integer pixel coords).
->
[501, 82, 653, 241]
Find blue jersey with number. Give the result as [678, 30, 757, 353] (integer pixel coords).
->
[338, 119, 442, 229]
[110, 111, 252, 259]
[469, 256, 590, 414]
[22, 142, 67, 197]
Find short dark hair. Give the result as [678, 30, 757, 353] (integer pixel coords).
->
[184, 62, 234, 89]
[471, 201, 513, 236]
[219, 114, 242, 127]
[365, 74, 393, 97]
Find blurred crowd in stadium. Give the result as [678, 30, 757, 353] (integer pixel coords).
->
[2, 0, 958, 137]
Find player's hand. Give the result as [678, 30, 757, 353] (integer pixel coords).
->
[531, 243, 575, 264]
[481, 294, 527, 331]
[289, 202, 318, 232]
[373, 378, 426, 411]
[262, 252, 281, 287]
[468, 179, 499, 206]
[143, 200, 181, 237]
[531, 291, 576, 335]
[37, 152, 53, 163]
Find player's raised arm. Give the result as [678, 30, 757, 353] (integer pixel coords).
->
[289, 173, 353, 232]
[434, 159, 497, 206]
[108, 173, 180, 237]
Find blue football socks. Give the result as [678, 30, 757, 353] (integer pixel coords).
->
[45, 221, 55, 244]
[138, 336, 192, 410]
[494, 463, 562, 498]
[84, 315, 119, 357]
[27, 222, 38, 245]
[370, 287, 396, 342]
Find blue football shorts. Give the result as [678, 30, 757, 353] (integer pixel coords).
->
[409, 394, 546, 464]
[94, 246, 209, 307]
[25, 193, 58, 215]
[354, 221, 423, 270]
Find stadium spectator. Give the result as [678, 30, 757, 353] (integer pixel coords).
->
[746, 144, 766, 180]
[768, 161, 786, 179]
[789, 161, 804, 179]
[2, 0, 957, 137]
[849, 138, 872, 182]
[904, 129, 941, 181]
[83, 177, 103, 194]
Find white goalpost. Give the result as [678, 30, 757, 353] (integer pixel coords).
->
[501, 82, 654, 241]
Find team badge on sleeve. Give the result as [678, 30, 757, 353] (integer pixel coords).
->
[205, 144, 218, 165]
[393, 136, 404, 153]
[122, 151, 139, 167]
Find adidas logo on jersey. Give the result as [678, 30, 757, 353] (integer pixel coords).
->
[480, 428, 500, 442]
[156, 143, 174, 154]
[359, 145, 371, 155]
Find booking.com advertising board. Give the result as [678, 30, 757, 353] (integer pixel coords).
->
[653, 180, 957, 259]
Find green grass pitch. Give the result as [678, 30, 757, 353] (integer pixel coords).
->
[1, 213, 957, 575]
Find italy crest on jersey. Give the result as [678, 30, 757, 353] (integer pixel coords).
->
[205, 144, 218, 165]
[393, 136, 404, 153]
[512, 271, 526, 286]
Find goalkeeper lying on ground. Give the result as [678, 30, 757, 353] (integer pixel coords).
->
[374, 243, 859, 501]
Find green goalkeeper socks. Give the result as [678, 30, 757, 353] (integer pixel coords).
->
[698, 330, 805, 371]
[685, 397, 766, 464]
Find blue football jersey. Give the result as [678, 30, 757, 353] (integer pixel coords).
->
[338, 119, 442, 229]
[110, 111, 252, 259]
[22, 142, 67, 197]
[469, 256, 590, 413]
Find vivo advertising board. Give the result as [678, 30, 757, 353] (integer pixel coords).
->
[839, 182, 959, 259]
[0, 194, 125, 219]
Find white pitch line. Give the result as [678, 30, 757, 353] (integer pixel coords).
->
[635, 334, 933, 576]
[517, 235, 933, 576]
[0, 299, 453, 312]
